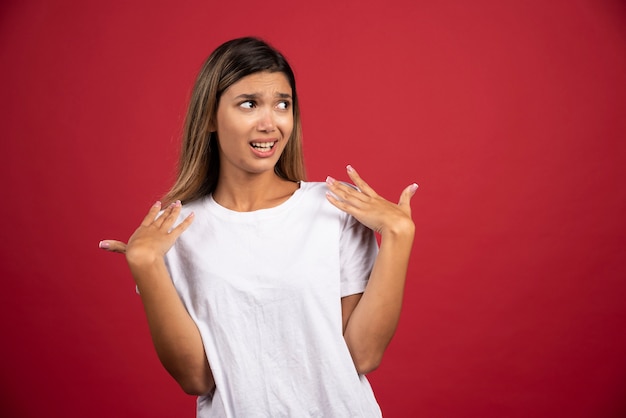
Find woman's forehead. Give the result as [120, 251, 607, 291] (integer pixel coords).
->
[224, 71, 292, 96]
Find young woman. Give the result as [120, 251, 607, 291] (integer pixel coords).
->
[100, 37, 417, 417]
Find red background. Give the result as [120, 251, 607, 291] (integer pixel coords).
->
[2, 0, 626, 417]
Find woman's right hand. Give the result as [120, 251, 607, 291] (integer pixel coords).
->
[99, 202, 212, 393]
[99, 201, 195, 267]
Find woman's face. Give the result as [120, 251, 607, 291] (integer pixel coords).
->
[214, 71, 294, 179]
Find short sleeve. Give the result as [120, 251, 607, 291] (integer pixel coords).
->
[339, 214, 379, 297]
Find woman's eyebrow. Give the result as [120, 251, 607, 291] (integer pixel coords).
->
[233, 92, 292, 100]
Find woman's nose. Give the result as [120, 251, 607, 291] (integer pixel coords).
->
[256, 108, 276, 132]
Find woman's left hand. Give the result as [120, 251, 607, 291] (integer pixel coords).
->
[325, 165, 418, 236]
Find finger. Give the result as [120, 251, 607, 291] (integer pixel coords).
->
[326, 177, 368, 205]
[157, 200, 184, 230]
[154, 200, 180, 228]
[140, 201, 163, 226]
[98, 240, 127, 254]
[398, 183, 419, 210]
[325, 190, 352, 214]
[169, 211, 195, 238]
[346, 165, 377, 196]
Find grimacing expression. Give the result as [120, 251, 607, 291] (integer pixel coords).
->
[213, 71, 294, 178]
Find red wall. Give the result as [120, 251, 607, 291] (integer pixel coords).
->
[2, 1, 625, 417]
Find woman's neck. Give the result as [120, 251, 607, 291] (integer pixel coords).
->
[212, 171, 299, 212]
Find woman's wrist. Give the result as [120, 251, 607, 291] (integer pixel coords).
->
[379, 218, 415, 239]
[127, 254, 168, 282]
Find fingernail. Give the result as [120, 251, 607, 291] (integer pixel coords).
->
[326, 176, 335, 185]
[346, 165, 354, 173]
[153, 201, 161, 207]
[175, 200, 182, 207]
[410, 183, 419, 192]
[99, 241, 109, 249]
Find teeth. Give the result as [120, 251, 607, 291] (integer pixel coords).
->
[251, 141, 275, 150]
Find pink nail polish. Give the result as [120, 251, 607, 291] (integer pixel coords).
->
[410, 183, 419, 192]
[99, 241, 109, 249]
[326, 176, 335, 185]
[346, 165, 354, 173]
[153, 201, 161, 207]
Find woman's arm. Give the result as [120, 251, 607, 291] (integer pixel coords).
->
[100, 201, 214, 394]
[326, 166, 417, 374]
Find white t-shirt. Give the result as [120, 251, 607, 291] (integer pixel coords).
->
[164, 181, 382, 417]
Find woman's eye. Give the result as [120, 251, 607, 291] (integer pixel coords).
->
[240, 101, 255, 109]
[276, 101, 290, 110]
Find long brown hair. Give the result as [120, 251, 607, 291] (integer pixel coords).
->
[163, 37, 306, 204]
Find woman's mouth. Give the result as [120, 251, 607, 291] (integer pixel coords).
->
[250, 141, 277, 152]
